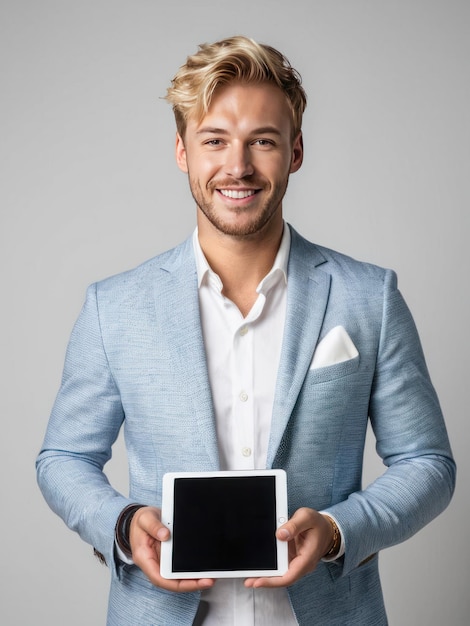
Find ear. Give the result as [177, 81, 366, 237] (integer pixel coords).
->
[289, 131, 303, 173]
[175, 133, 188, 173]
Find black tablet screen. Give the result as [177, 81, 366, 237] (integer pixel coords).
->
[172, 475, 278, 573]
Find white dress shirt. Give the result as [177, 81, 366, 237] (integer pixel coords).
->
[193, 225, 299, 626]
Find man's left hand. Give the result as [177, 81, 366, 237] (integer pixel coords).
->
[244, 507, 335, 589]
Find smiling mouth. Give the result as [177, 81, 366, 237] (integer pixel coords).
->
[218, 189, 259, 199]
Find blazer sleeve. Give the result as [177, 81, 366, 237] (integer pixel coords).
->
[36, 283, 133, 572]
[324, 269, 456, 576]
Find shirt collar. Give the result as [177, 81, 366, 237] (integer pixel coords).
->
[192, 223, 291, 292]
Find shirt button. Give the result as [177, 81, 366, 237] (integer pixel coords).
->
[242, 447, 252, 457]
[239, 325, 249, 336]
[239, 391, 248, 402]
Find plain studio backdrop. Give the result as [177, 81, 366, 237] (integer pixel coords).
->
[1, 1, 468, 624]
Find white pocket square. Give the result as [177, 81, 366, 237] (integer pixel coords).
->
[310, 325, 359, 369]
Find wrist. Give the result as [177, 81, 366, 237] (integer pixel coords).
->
[115, 503, 145, 558]
[322, 514, 341, 560]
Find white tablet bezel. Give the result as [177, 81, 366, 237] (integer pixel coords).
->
[160, 469, 288, 579]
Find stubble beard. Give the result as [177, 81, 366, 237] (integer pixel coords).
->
[189, 176, 290, 238]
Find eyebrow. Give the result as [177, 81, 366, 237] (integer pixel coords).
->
[196, 127, 229, 135]
[196, 126, 282, 136]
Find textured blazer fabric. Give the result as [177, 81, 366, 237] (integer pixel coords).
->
[37, 225, 456, 625]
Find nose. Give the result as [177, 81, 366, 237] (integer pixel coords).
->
[224, 143, 254, 179]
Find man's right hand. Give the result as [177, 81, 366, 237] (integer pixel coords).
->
[129, 506, 216, 593]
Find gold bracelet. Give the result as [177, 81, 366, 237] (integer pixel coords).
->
[323, 515, 341, 558]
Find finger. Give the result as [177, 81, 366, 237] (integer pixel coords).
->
[133, 507, 170, 542]
[162, 578, 216, 593]
[276, 507, 316, 541]
[149, 569, 216, 592]
[244, 554, 309, 589]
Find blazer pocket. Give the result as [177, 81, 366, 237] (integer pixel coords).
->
[306, 354, 360, 384]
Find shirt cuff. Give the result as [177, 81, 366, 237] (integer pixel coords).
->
[115, 540, 135, 565]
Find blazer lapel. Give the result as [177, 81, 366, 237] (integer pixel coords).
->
[266, 227, 331, 468]
[157, 237, 220, 469]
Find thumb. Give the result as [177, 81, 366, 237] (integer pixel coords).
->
[133, 506, 170, 542]
[276, 507, 315, 541]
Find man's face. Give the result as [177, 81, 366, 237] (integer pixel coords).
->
[176, 82, 303, 239]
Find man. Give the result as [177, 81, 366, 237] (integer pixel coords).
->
[37, 36, 455, 625]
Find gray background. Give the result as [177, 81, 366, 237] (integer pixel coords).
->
[1, 0, 468, 624]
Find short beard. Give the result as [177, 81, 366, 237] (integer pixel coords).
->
[189, 177, 289, 238]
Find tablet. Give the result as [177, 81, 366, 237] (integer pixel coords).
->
[160, 469, 288, 579]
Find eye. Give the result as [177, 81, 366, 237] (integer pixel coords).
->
[253, 139, 275, 147]
[204, 139, 224, 146]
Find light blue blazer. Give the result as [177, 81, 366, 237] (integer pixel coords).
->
[37, 226, 455, 625]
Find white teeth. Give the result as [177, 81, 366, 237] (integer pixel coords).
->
[219, 189, 256, 199]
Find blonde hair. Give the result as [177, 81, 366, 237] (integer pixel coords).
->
[166, 36, 307, 139]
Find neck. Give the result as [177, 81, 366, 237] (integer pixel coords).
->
[197, 214, 284, 316]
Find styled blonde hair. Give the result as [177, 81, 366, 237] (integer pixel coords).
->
[166, 36, 307, 139]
